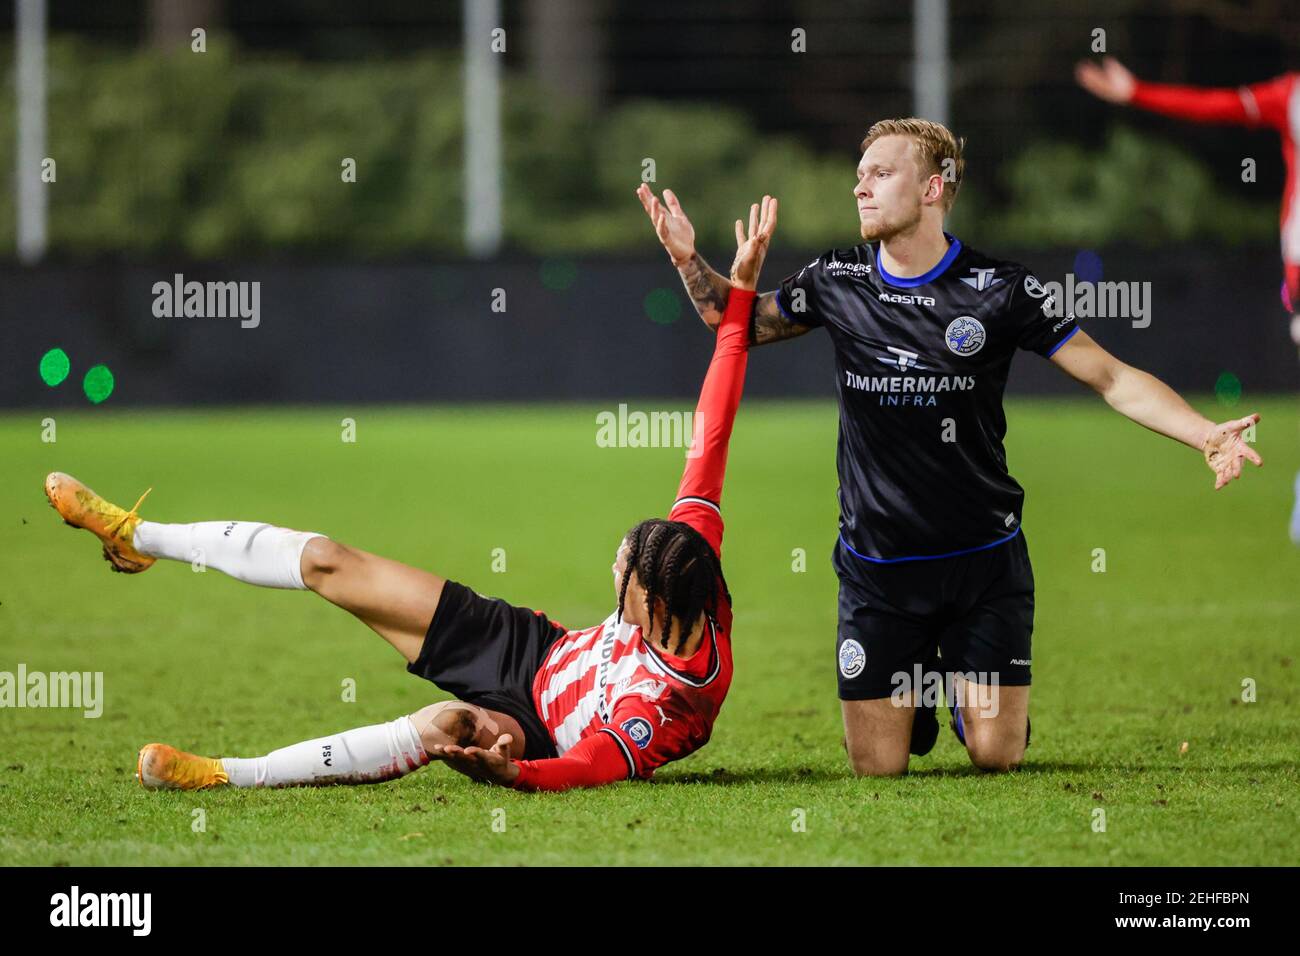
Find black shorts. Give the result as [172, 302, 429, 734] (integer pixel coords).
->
[406, 579, 566, 760]
[833, 530, 1035, 700]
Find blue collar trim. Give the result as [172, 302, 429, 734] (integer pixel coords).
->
[875, 234, 962, 288]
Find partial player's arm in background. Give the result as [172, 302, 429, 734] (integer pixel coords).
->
[669, 196, 778, 555]
[636, 184, 809, 346]
[1075, 56, 1292, 130]
[1049, 329, 1263, 490]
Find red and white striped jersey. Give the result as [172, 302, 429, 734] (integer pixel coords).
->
[510, 287, 754, 790]
[531, 587, 734, 780]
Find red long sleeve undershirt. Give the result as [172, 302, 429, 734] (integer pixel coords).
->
[1130, 77, 1289, 131]
[510, 288, 757, 793]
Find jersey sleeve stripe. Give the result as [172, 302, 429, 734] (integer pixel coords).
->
[1239, 86, 1261, 123]
[1045, 324, 1080, 357]
[672, 495, 720, 515]
[599, 727, 637, 780]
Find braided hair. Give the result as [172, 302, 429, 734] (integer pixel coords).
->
[615, 518, 730, 655]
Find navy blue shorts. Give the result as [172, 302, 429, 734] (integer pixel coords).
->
[406, 580, 565, 760]
[833, 531, 1035, 701]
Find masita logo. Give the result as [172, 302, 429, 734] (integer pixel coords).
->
[879, 291, 936, 307]
[620, 716, 654, 750]
[50, 886, 151, 936]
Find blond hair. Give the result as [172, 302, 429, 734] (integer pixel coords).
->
[860, 118, 965, 212]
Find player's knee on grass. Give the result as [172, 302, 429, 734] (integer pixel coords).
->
[408, 701, 498, 752]
[843, 734, 911, 777]
[961, 720, 1026, 773]
[299, 536, 349, 590]
[841, 699, 913, 777]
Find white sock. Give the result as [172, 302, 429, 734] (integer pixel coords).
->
[221, 716, 428, 788]
[132, 520, 321, 589]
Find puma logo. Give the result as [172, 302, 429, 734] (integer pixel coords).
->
[654, 705, 672, 726]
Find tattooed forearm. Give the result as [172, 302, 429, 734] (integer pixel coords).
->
[750, 292, 813, 346]
[676, 253, 732, 329]
[676, 255, 809, 345]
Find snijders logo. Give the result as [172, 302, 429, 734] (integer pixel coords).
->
[824, 256, 872, 277]
[944, 316, 986, 356]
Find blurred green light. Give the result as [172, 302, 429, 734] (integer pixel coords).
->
[1214, 371, 1241, 407]
[644, 288, 681, 325]
[83, 365, 115, 404]
[40, 348, 70, 387]
[540, 259, 578, 292]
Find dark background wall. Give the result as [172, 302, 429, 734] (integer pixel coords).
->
[4, 243, 1293, 408]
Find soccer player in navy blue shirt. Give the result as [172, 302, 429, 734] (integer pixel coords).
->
[636, 117, 1262, 776]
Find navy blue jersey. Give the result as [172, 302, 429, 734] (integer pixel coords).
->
[777, 235, 1078, 562]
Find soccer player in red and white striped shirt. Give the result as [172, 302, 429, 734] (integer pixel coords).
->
[45, 195, 778, 793]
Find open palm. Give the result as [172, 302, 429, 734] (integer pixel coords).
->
[636, 184, 697, 266]
[1203, 414, 1263, 490]
[730, 195, 778, 291]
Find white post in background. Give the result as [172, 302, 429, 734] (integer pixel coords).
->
[912, 0, 949, 127]
[463, 0, 502, 257]
[16, 0, 48, 264]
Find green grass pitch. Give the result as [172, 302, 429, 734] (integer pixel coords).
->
[1, 397, 1296, 865]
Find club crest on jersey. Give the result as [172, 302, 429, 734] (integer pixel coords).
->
[944, 316, 986, 356]
[621, 716, 654, 750]
[839, 639, 866, 679]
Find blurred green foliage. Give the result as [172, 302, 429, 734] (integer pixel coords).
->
[0, 38, 1276, 258]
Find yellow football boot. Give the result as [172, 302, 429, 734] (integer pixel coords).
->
[137, 743, 229, 791]
[44, 472, 155, 573]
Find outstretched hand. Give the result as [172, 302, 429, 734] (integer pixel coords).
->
[1201, 414, 1263, 490]
[636, 184, 697, 267]
[429, 733, 520, 786]
[730, 195, 778, 291]
[1075, 56, 1136, 104]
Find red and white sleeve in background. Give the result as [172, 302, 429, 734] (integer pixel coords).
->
[1129, 74, 1300, 305]
[1130, 74, 1293, 129]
